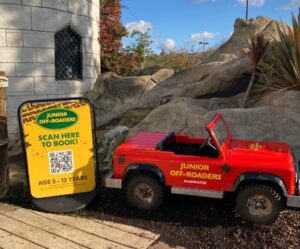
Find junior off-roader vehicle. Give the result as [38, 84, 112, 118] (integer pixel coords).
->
[104, 113, 300, 224]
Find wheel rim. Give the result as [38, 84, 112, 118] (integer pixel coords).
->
[134, 183, 154, 204]
[247, 194, 273, 217]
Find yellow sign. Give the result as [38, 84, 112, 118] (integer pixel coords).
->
[19, 99, 97, 198]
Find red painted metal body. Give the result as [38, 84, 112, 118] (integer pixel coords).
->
[113, 113, 296, 195]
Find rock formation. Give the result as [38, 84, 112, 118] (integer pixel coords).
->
[87, 17, 300, 167]
[129, 91, 300, 158]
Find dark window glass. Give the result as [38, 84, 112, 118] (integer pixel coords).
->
[55, 27, 82, 80]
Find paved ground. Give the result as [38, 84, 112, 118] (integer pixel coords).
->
[0, 203, 159, 249]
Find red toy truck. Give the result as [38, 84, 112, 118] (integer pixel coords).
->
[103, 113, 300, 224]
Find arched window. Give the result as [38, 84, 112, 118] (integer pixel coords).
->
[55, 26, 82, 80]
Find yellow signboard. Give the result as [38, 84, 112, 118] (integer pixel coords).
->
[19, 98, 97, 198]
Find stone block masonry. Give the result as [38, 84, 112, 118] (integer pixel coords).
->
[0, 0, 100, 136]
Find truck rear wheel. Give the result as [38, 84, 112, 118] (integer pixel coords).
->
[126, 175, 164, 211]
[236, 184, 283, 225]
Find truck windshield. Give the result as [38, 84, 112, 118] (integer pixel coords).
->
[211, 118, 229, 147]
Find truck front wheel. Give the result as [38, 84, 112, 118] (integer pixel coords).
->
[126, 175, 164, 211]
[236, 184, 283, 225]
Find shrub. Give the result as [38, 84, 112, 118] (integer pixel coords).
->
[241, 34, 270, 107]
[258, 11, 300, 92]
[144, 50, 211, 71]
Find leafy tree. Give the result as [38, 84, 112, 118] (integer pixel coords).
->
[100, 0, 127, 72]
[127, 29, 153, 69]
[241, 34, 270, 107]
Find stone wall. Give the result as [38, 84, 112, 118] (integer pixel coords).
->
[0, 0, 100, 135]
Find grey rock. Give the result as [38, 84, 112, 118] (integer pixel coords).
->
[87, 17, 285, 128]
[98, 126, 129, 170]
[88, 17, 300, 167]
[207, 17, 288, 63]
[151, 68, 174, 84]
[129, 91, 300, 159]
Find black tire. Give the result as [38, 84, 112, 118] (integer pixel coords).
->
[126, 175, 165, 211]
[236, 184, 283, 225]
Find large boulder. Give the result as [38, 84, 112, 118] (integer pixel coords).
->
[86, 17, 284, 128]
[207, 17, 285, 63]
[86, 72, 156, 108]
[128, 91, 300, 158]
[85, 16, 299, 163]
[151, 68, 175, 84]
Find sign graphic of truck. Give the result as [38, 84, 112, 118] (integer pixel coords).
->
[104, 113, 300, 224]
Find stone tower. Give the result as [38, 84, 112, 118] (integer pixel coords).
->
[0, 0, 100, 135]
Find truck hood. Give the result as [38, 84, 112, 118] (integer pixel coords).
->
[227, 139, 293, 165]
[229, 139, 290, 153]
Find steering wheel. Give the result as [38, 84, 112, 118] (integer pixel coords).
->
[198, 136, 217, 152]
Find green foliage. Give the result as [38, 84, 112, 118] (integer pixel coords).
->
[259, 10, 300, 92]
[100, 0, 153, 76]
[144, 50, 209, 71]
[130, 30, 153, 61]
[110, 30, 152, 75]
[241, 34, 270, 107]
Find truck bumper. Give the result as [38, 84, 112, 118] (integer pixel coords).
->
[102, 171, 122, 189]
[287, 195, 300, 208]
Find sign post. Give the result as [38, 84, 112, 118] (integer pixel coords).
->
[0, 71, 9, 197]
[18, 98, 98, 212]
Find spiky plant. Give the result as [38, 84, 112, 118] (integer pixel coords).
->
[259, 12, 300, 92]
[241, 34, 270, 107]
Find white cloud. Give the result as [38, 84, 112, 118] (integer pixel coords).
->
[237, 0, 266, 7]
[191, 32, 219, 43]
[284, 0, 300, 10]
[125, 20, 153, 35]
[160, 39, 176, 51]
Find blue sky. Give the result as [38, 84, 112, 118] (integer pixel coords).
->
[121, 0, 300, 53]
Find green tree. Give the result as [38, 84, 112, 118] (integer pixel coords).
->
[127, 29, 153, 69]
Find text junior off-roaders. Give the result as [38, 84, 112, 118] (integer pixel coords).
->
[103, 113, 300, 225]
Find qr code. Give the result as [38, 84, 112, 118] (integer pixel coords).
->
[48, 150, 74, 175]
